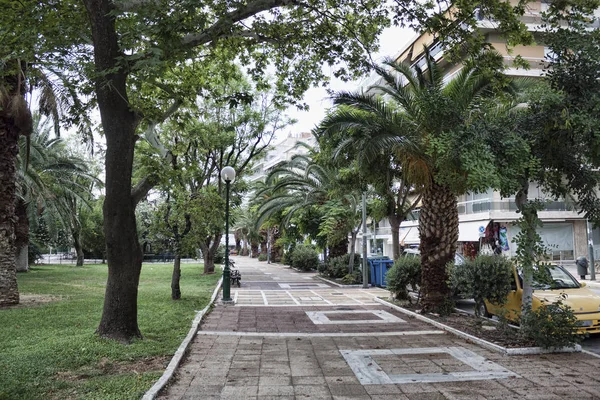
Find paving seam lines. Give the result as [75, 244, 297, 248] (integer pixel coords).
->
[347, 293, 365, 305]
[142, 277, 223, 400]
[196, 330, 444, 337]
[234, 303, 381, 307]
[285, 290, 301, 305]
[260, 290, 269, 305]
[310, 290, 333, 304]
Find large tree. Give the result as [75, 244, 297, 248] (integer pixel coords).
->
[319, 50, 514, 313]
[1, 0, 532, 339]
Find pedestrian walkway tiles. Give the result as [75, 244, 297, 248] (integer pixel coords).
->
[305, 310, 406, 325]
[341, 346, 518, 384]
[233, 289, 387, 306]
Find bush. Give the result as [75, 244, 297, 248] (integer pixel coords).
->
[341, 270, 362, 285]
[519, 295, 583, 349]
[386, 257, 421, 301]
[322, 254, 361, 279]
[214, 245, 225, 265]
[449, 255, 513, 316]
[290, 245, 319, 271]
[258, 254, 267, 262]
[28, 243, 43, 265]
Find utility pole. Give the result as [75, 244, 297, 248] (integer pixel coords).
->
[362, 193, 368, 288]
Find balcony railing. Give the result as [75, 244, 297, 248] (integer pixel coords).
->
[456, 198, 576, 215]
[403, 199, 576, 221]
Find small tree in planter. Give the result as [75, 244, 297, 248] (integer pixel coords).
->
[450, 255, 513, 317]
[386, 257, 421, 302]
[290, 245, 319, 272]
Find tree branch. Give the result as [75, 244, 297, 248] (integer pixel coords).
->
[180, 0, 299, 49]
[131, 176, 156, 206]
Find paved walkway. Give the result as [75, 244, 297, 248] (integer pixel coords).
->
[158, 256, 600, 399]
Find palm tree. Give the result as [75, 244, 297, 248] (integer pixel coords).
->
[16, 113, 95, 269]
[320, 48, 506, 312]
[255, 152, 364, 267]
[0, 60, 32, 305]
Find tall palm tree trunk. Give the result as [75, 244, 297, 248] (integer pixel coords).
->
[15, 198, 29, 272]
[0, 118, 20, 305]
[419, 182, 458, 313]
[0, 61, 31, 305]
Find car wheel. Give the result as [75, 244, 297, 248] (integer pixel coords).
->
[476, 302, 491, 318]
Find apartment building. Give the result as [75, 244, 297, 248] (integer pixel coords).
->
[359, 1, 599, 264]
[246, 131, 317, 183]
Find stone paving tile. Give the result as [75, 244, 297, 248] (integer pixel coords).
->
[158, 256, 600, 400]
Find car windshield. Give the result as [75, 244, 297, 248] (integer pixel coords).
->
[518, 265, 580, 290]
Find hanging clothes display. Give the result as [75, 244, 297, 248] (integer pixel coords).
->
[499, 226, 510, 251]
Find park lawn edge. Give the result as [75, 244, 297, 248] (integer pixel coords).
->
[0, 262, 221, 400]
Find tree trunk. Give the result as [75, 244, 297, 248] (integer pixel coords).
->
[73, 228, 85, 267]
[202, 233, 221, 274]
[84, 0, 143, 342]
[15, 198, 29, 273]
[251, 241, 259, 258]
[389, 214, 401, 260]
[0, 61, 29, 306]
[329, 237, 348, 258]
[16, 246, 28, 272]
[270, 227, 283, 262]
[242, 234, 249, 256]
[348, 231, 358, 273]
[419, 182, 458, 314]
[515, 184, 535, 313]
[171, 254, 181, 300]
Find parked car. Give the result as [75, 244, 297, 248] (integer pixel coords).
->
[483, 264, 600, 334]
[402, 248, 465, 266]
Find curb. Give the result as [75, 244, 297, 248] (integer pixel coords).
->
[142, 276, 223, 400]
[374, 297, 582, 356]
[315, 275, 363, 288]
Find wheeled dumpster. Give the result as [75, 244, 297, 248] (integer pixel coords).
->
[368, 257, 394, 287]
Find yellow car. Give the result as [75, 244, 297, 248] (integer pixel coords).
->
[482, 264, 600, 334]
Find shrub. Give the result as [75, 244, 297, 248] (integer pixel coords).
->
[258, 254, 267, 262]
[386, 257, 421, 301]
[322, 254, 361, 279]
[519, 295, 583, 349]
[28, 243, 43, 265]
[341, 270, 362, 285]
[214, 245, 225, 265]
[290, 245, 319, 271]
[449, 255, 513, 317]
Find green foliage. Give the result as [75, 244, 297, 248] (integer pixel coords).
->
[27, 242, 43, 265]
[258, 254, 267, 262]
[80, 198, 106, 259]
[449, 255, 513, 316]
[321, 254, 361, 279]
[290, 245, 319, 272]
[214, 245, 225, 265]
[519, 295, 583, 349]
[386, 257, 421, 301]
[341, 271, 362, 285]
[0, 263, 220, 399]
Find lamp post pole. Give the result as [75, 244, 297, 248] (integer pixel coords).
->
[221, 166, 236, 302]
[362, 192, 368, 288]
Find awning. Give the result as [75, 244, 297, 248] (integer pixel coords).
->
[399, 226, 420, 244]
[458, 220, 491, 242]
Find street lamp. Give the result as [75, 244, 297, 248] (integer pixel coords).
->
[221, 166, 236, 302]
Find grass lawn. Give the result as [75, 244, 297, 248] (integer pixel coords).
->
[0, 262, 220, 400]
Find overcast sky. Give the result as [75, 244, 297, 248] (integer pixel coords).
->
[283, 25, 415, 136]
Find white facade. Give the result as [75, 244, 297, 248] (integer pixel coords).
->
[247, 132, 317, 183]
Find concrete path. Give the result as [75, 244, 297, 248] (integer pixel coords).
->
[158, 256, 600, 399]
